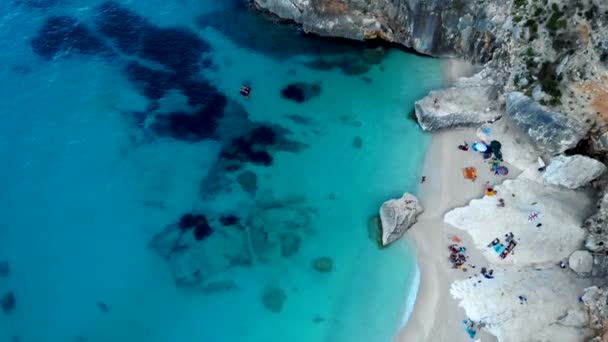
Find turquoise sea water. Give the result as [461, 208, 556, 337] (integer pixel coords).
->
[0, 1, 442, 341]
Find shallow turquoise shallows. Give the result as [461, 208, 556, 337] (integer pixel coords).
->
[0, 1, 442, 341]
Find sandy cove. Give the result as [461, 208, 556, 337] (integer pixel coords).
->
[396, 128, 504, 342]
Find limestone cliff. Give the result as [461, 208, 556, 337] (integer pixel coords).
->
[253, 0, 501, 62]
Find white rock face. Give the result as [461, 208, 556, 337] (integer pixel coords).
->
[415, 72, 502, 131]
[451, 268, 592, 342]
[444, 177, 594, 264]
[544, 155, 606, 189]
[379, 193, 423, 246]
[569, 250, 594, 275]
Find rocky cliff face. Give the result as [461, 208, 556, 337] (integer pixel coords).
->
[253, 0, 503, 62]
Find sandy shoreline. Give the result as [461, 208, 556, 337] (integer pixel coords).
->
[393, 59, 489, 341]
[396, 126, 507, 342]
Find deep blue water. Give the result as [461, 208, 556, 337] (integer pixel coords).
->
[0, 1, 442, 341]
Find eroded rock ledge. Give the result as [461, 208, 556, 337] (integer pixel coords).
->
[253, 0, 499, 62]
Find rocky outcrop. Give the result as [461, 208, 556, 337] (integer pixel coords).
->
[505, 93, 591, 155]
[544, 155, 606, 190]
[581, 286, 608, 340]
[150, 199, 314, 287]
[379, 192, 423, 246]
[415, 71, 502, 131]
[445, 175, 594, 265]
[254, 0, 500, 62]
[149, 222, 252, 286]
[584, 192, 608, 253]
[452, 268, 592, 342]
[569, 250, 594, 276]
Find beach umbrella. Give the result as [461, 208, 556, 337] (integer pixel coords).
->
[472, 142, 488, 152]
[490, 140, 502, 152]
[498, 166, 509, 175]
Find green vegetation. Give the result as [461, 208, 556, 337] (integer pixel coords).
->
[538, 61, 562, 99]
[526, 47, 535, 57]
[524, 19, 538, 40]
[545, 3, 567, 34]
[514, 0, 527, 7]
[451, 0, 464, 11]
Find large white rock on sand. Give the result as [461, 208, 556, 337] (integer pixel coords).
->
[569, 250, 594, 276]
[544, 155, 606, 189]
[444, 176, 594, 265]
[415, 72, 502, 131]
[379, 193, 423, 246]
[451, 268, 592, 342]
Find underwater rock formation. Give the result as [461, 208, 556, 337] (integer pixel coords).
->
[379, 193, 423, 246]
[149, 221, 251, 287]
[280, 82, 321, 103]
[219, 215, 239, 226]
[279, 232, 301, 257]
[237, 170, 258, 195]
[262, 287, 286, 313]
[1, 292, 15, 314]
[0, 261, 9, 278]
[311, 257, 333, 272]
[31, 16, 107, 60]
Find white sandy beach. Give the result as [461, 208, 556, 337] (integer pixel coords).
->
[396, 127, 508, 342]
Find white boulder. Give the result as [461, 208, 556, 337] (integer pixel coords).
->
[569, 250, 594, 276]
[544, 155, 606, 189]
[379, 193, 423, 246]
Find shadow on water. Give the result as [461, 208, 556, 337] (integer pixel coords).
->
[196, 1, 432, 75]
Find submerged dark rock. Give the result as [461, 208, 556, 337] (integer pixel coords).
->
[95, 1, 150, 55]
[31, 16, 107, 60]
[221, 125, 280, 166]
[280, 232, 301, 257]
[312, 257, 333, 272]
[178, 213, 207, 230]
[1, 292, 15, 313]
[193, 216, 213, 241]
[151, 93, 227, 141]
[96, 301, 109, 313]
[0, 261, 10, 278]
[262, 287, 286, 313]
[124, 61, 178, 100]
[96, 1, 210, 77]
[139, 26, 209, 78]
[219, 215, 239, 226]
[236, 170, 257, 195]
[280, 82, 321, 103]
